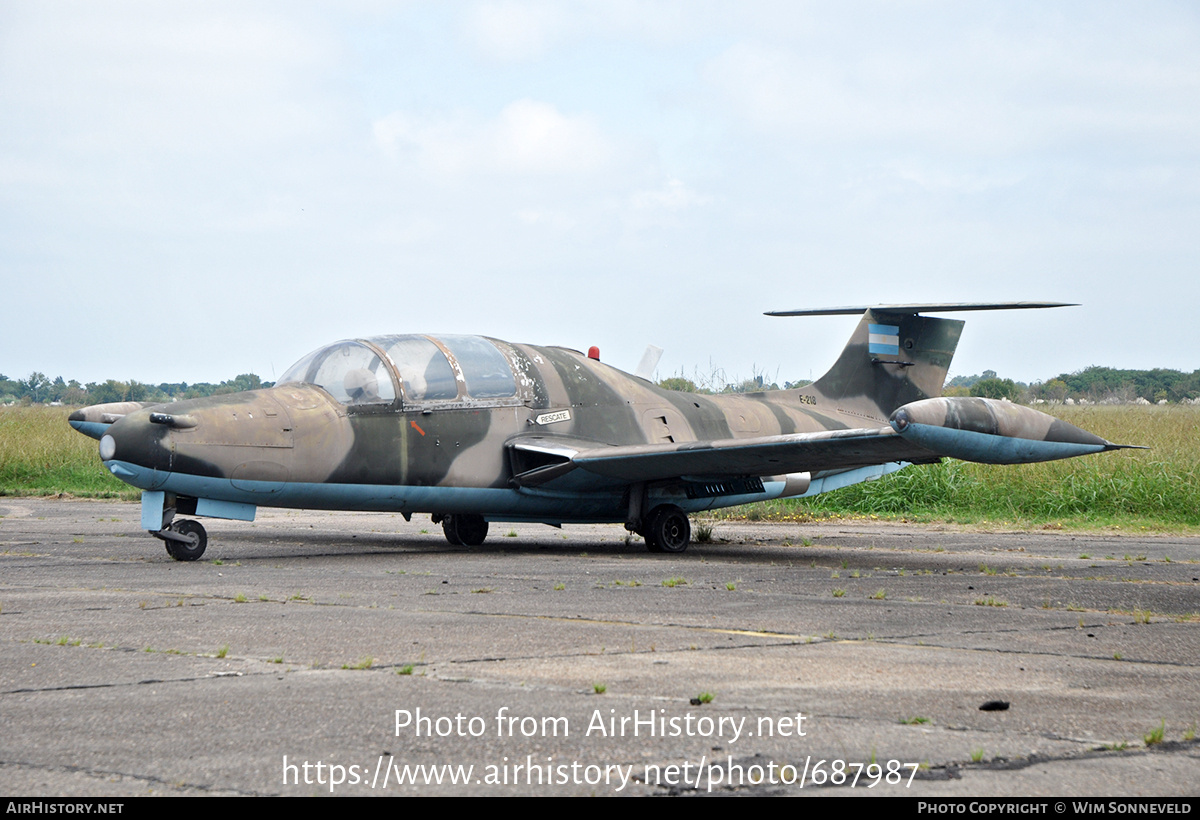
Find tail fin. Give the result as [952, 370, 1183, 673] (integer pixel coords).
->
[766, 303, 1075, 418]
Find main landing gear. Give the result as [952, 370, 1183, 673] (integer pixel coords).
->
[430, 507, 692, 552]
[439, 513, 489, 547]
[152, 518, 208, 561]
[640, 504, 691, 553]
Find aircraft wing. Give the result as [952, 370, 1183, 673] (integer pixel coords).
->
[571, 427, 938, 482]
[507, 396, 1131, 489]
[509, 426, 939, 487]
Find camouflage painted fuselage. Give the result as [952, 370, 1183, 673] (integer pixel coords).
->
[82, 342, 874, 524]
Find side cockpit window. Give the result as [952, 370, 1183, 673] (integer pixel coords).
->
[377, 336, 459, 401]
[278, 341, 397, 406]
[439, 335, 517, 399]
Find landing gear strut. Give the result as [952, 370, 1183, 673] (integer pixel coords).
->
[641, 504, 690, 553]
[153, 519, 208, 561]
[441, 514, 489, 547]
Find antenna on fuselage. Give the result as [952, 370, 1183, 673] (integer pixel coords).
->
[634, 345, 664, 381]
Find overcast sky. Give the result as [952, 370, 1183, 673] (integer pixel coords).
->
[2, 1, 1197, 388]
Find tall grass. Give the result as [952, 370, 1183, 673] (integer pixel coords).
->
[0, 407, 136, 498]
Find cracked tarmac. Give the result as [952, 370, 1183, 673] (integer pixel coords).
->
[1, 498, 1198, 796]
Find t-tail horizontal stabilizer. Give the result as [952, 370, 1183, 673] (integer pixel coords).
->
[764, 302, 1078, 317]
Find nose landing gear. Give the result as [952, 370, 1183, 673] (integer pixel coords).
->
[152, 519, 208, 561]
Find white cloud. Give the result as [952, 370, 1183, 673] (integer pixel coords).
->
[704, 14, 1200, 157]
[492, 99, 612, 173]
[629, 179, 710, 211]
[459, 0, 709, 62]
[373, 215, 441, 246]
[461, 1, 566, 62]
[373, 99, 614, 177]
[0, 3, 339, 154]
[703, 40, 990, 150]
[515, 208, 576, 230]
[881, 162, 1027, 195]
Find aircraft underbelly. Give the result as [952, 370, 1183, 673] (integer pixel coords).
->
[118, 463, 813, 522]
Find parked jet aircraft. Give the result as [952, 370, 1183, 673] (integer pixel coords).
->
[69, 303, 1132, 560]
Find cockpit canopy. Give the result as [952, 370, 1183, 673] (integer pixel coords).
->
[278, 334, 518, 407]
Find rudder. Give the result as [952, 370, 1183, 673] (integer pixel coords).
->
[808, 309, 964, 416]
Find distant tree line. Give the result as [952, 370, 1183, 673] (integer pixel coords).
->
[657, 363, 814, 395]
[940, 366, 1200, 404]
[0, 372, 273, 406]
[5, 363, 1198, 406]
[658, 365, 1200, 404]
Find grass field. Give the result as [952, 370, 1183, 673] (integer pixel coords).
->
[0, 407, 138, 500]
[2, 404, 1198, 530]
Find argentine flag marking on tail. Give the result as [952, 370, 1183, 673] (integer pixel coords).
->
[868, 324, 900, 356]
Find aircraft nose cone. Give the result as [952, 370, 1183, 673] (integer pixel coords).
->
[101, 412, 174, 488]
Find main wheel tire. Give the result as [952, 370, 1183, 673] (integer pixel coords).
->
[642, 524, 663, 552]
[455, 514, 489, 547]
[442, 516, 463, 546]
[165, 519, 207, 561]
[644, 505, 690, 553]
[443, 514, 489, 547]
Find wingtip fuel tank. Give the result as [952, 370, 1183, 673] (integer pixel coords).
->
[889, 397, 1120, 464]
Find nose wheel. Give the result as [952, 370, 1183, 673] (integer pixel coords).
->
[153, 519, 208, 561]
